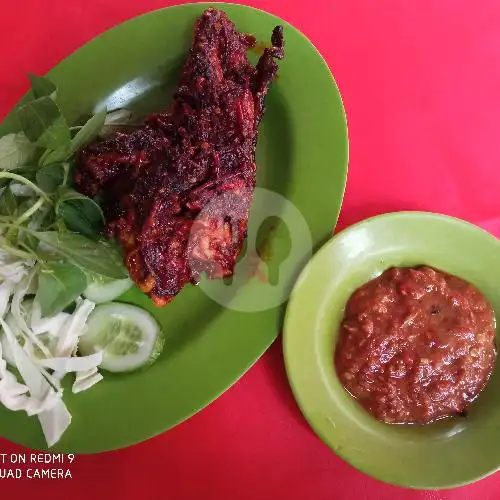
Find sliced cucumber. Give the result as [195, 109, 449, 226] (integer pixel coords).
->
[78, 302, 164, 373]
[83, 275, 133, 304]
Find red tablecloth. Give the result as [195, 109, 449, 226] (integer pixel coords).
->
[1, 1, 500, 498]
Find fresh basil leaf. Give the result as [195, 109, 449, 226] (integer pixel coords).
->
[38, 148, 51, 167]
[35, 116, 71, 151]
[57, 202, 102, 237]
[16, 96, 61, 142]
[35, 231, 128, 279]
[0, 186, 17, 216]
[36, 163, 68, 193]
[56, 186, 97, 205]
[28, 74, 57, 100]
[37, 109, 105, 165]
[35, 262, 87, 317]
[68, 109, 107, 156]
[0, 132, 37, 171]
[56, 186, 104, 237]
[39, 145, 69, 166]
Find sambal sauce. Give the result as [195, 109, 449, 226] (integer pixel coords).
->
[335, 266, 497, 424]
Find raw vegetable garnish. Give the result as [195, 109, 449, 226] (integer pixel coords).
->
[0, 75, 162, 447]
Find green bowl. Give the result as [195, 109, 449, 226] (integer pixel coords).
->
[283, 211, 500, 489]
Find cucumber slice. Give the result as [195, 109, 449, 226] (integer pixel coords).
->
[83, 275, 133, 304]
[78, 302, 164, 373]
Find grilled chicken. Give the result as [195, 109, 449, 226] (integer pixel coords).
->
[74, 8, 284, 306]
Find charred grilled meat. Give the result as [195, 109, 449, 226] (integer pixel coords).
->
[74, 8, 284, 306]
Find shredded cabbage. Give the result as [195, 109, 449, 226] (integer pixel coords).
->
[11, 272, 51, 357]
[73, 367, 103, 394]
[9, 183, 34, 197]
[0, 287, 102, 448]
[55, 298, 95, 357]
[30, 298, 70, 336]
[38, 398, 71, 448]
[38, 352, 103, 372]
[1, 317, 59, 404]
[0, 246, 34, 285]
[0, 281, 14, 319]
[0, 348, 29, 411]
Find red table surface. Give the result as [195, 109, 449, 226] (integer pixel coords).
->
[1, 0, 500, 498]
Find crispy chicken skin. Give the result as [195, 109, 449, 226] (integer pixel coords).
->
[74, 8, 284, 306]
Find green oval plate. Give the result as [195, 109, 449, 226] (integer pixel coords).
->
[0, 3, 348, 452]
[284, 211, 500, 489]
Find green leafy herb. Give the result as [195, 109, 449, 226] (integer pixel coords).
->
[35, 262, 87, 317]
[37, 148, 51, 167]
[39, 146, 68, 166]
[25, 203, 53, 250]
[0, 186, 18, 216]
[13, 165, 38, 182]
[0, 75, 130, 300]
[35, 116, 71, 151]
[15, 197, 45, 225]
[34, 108, 105, 166]
[28, 74, 57, 100]
[36, 163, 68, 193]
[16, 96, 62, 142]
[0, 132, 37, 171]
[0, 171, 51, 202]
[67, 109, 107, 156]
[35, 231, 127, 279]
[55, 186, 104, 237]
